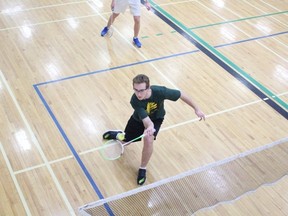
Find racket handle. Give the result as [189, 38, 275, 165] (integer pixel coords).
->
[123, 134, 145, 146]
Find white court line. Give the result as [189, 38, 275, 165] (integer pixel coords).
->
[243, 0, 288, 49]
[0, 0, 112, 32]
[260, 0, 288, 16]
[156, 0, 198, 7]
[79, 136, 288, 210]
[244, 0, 288, 30]
[79, 100, 260, 154]
[0, 142, 32, 216]
[0, 0, 87, 14]
[0, 70, 75, 215]
[0, 13, 101, 32]
[161, 99, 262, 131]
[15, 91, 288, 170]
[0, 0, 152, 32]
[82, 92, 288, 154]
[14, 155, 74, 175]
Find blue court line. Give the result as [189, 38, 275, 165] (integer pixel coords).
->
[215, 31, 288, 48]
[35, 49, 198, 86]
[33, 85, 115, 216]
[34, 30, 287, 87]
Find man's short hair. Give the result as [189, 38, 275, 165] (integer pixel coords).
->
[133, 74, 150, 88]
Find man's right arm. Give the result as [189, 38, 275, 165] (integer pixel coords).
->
[142, 116, 155, 136]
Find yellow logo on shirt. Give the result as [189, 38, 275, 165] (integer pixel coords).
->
[146, 102, 157, 114]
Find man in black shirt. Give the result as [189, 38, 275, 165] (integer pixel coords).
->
[103, 74, 205, 185]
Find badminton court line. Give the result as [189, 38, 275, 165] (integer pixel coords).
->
[0, 70, 75, 215]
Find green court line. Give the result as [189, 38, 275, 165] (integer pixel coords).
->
[150, 0, 288, 110]
[169, 10, 288, 33]
[166, 10, 288, 34]
[189, 10, 288, 30]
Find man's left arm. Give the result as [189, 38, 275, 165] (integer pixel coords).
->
[180, 91, 205, 121]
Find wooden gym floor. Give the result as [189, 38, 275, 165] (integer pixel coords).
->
[0, 0, 287, 215]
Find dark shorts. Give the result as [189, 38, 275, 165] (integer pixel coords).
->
[124, 116, 164, 142]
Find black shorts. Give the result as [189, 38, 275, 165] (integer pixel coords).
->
[124, 116, 164, 142]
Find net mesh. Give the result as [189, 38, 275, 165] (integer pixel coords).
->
[80, 139, 288, 215]
[100, 140, 123, 160]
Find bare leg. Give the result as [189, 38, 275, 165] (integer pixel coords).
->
[140, 135, 154, 167]
[133, 16, 141, 38]
[107, 13, 120, 28]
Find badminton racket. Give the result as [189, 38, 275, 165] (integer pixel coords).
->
[100, 134, 145, 160]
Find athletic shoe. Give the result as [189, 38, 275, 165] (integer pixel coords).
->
[102, 130, 125, 140]
[137, 168, 146, 185]
[101, 27, 109, 37]
[133, 37, 142, 48]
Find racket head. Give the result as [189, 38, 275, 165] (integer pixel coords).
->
[106, 11, 114, 38]
[100, 139, 124, 160]
[106, 28, 113, 38]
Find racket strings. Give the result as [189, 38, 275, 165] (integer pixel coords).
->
[106, 12, 114, 38]
[100, 140, 123, 160]
[107, 28, 113, 37]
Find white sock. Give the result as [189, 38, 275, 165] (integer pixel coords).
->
[139, 167, 146, 170]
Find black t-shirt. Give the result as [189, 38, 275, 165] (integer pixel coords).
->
[130, 85, 181, 121]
